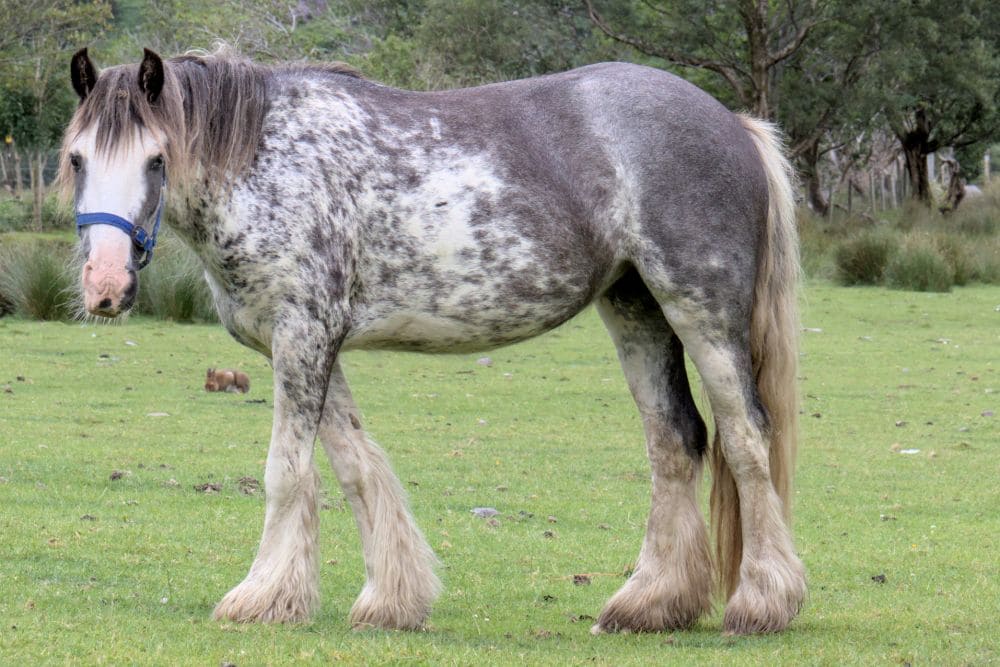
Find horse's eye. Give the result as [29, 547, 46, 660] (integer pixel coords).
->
[148, 155, 164, 171]
[69, 154, 82, 172]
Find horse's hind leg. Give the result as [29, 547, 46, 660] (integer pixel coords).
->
[317, 362, 440, 630]
[662, 301, 806, 634]
[592, 270, 713, 633]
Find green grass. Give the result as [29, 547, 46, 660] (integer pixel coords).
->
[1, 283, 998, 664]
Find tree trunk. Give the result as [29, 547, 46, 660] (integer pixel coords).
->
[805, 169, 829, 216]
[13, 148, 23, 198]
[741, 0, 772, 118]
[895, 107, 935, 206]
[31, 151, 44, 230]
[901, 139, 931, 205]
[939, 157, 965, 214]
[798, 138, 828, 215]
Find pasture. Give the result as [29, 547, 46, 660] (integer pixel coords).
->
[0, 283, 997, 665]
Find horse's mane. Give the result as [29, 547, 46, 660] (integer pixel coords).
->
[59, 48, 362, 195]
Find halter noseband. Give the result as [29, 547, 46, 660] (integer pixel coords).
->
[75, 174, 166, 271]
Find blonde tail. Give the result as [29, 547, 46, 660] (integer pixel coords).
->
[711, 114, 801, 597]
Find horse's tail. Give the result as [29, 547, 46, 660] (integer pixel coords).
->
[711, 114, 801, 597]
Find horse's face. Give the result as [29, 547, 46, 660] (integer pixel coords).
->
[66, 48, 169, 319]
[67, 125, 165, 317]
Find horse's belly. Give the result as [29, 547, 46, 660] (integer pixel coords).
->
[342, 289, 591, 353]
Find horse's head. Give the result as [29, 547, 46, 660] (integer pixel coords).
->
[62, 48, 173, 318]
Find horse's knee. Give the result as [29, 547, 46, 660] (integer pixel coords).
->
[263, 454, 318, 504]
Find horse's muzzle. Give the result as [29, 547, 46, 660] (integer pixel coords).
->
[82, 260, 137, 318]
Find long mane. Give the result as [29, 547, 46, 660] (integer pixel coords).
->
[59, 47, 361, 195]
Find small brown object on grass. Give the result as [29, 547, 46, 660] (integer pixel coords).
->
[204, 368, 250, 393]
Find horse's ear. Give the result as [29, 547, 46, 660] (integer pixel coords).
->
[138, 48, 165, 103]
[70, 48, 98, 102]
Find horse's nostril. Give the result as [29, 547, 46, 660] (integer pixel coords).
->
[98, 298, 113, 309]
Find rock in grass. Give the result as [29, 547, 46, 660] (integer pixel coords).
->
[471, 507, 499, 518]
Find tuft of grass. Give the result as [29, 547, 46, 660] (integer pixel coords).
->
[953, 207, 998, 236]
[134, 233, 217, 323]
[41, 192, 74, 230]
[884, 240, 954, 292]
[931, 233, 974, 286]
[834, 230, 896, 285]
[0, 196, 32, 231]
[799, 182, 1000, 287]
[0, 239, 77, 320]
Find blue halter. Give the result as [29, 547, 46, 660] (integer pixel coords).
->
[76, 175, 166, 271]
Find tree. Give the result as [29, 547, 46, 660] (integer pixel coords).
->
[874, 0, 1000, 204]
[777, 1, 883, 214]
[584, 0, 826, 119]
[0, 0, 112, 228]
[115, 0, 351, 62]
[353, 0, 604, 90]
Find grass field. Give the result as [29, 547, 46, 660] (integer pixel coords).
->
[1, 283, 997, 665]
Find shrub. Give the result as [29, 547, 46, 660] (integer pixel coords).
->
[0, 240, 76, 320]
[952, 207, 998, 236]
[834, 231, 896, 285]
[0, 252, 14, 316]
[42, 193, 73, 230]
[0, 198, 32, 232]
[895, 200, 934, 232]
[796, 209, 836, 279]
[932, 234, 974, 286]
[885, 242, 954, 292]
[134, 234, 217, 322]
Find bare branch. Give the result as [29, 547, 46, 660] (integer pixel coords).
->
[767, 17, 819, 67]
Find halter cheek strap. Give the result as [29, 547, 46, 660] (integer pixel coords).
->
[75, 176, 165, 271]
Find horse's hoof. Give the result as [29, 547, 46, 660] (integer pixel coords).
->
[592, 590, 708, 634]
[722, 558, 806, 634]
[591, 605, 702, 634]
[348, 583, 431, 631]
[213, 579, 317, 624]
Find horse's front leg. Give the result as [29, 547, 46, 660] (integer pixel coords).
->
[317, 362, 440, 629]
[213, 321, 335, 624]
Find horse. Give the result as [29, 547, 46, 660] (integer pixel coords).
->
[204, 367, 251, 393]
[61, 46, 805, 635]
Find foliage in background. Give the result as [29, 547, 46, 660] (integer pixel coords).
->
[0, 1, 113, 228]
[884, 239, 955, 292]
[351, 0, 605, 89]
[0, 231, 217, 323]
[834, 229, 896, 286]
[874, 0, 1000, 204]
[811, 183, 1000, 290]
[135, 232, 218, 323]
[584, 0, 824, 118]
[0, 237, 76, 320]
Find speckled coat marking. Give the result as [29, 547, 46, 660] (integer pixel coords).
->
[63, 50, 805, 635]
